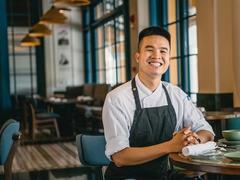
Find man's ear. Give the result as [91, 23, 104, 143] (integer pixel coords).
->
[135, 52, 140, 63]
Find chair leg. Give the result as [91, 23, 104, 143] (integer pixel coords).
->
[53, 119, 60, 138]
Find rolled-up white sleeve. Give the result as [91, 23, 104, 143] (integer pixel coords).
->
[182, 96, 215, 136]
[102, 94, 130, 160]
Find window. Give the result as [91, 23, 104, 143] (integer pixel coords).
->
[150, 0, 198, 102]
[8, 27, 37, 95]
[7, 0, 38, 96]
[83, 0, 130, 85]
[7, 0, 46, 97]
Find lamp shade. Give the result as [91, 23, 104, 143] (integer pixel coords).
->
[54, 0, 90, 6]
[29, 23, 52, 37]
[40, 7, 67, 24]
[20, 34, 40, 47]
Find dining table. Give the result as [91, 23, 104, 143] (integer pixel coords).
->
[204, 111, 240, 140]
[170, 146, 240, 179]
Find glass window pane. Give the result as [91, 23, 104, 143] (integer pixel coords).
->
[169, 58, 178, 86]
[16, 75, 31, 94]
[188, 0, 197, 16]
[189, 55, 198, 93]
[104, 0, 114, 14]
[116, 15, 125, 42]
[168, 24, 177, 58]
[98, 70, 106, 83]
[118, 67, 126, 83]
[94, 3, 103, 19]
[168, 0, 176, 23]
[116, 42, 125, 67]
[188, 16, 198, 54]
[115, 0, 123, 7]
[105, 21, 115, 46]
[96, 26, 104, 48]
[96, 48, 104, 70]
[105, 45, 116, 70]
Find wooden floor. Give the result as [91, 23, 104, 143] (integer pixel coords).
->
[12, 142, 82, 173]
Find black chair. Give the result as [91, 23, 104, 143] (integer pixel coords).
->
[0, 119, 21, 180]
[66, 85, 84, 98]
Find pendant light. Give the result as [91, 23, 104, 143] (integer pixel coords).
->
[29, 23, 52, 37]
[40, 6, 67, 24]
[54, 0, 90, 7]
[20, 34, 40, 47]
[20, 0, 40, 46]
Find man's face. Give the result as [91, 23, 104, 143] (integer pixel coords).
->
[135, 35, 170, 79]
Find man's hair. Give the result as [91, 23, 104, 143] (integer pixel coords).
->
[138, 26, 171, 50]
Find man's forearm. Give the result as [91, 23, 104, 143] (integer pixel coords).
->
[112, 141, 172, 167]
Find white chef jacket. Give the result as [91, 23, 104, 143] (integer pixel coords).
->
[102, 74, 214, 159]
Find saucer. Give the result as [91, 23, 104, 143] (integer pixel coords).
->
[218, 138, 240, 146]
[224, 151, 240, 161]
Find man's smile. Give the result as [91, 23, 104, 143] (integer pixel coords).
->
[148, 61, 163, 67]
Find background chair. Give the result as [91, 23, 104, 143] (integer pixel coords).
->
[76, 134, 110, 180]
[27, 101, 60, 140]
[0, 119, 21, 180]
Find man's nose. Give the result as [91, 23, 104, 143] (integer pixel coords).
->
[151, 50, 161, 59]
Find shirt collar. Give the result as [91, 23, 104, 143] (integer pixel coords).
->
[135, 74, 163, 96]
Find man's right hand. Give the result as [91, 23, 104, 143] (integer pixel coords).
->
[168, 127, 192, 152]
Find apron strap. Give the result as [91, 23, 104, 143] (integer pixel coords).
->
[131, 78, 141, 110]
[162, 84, 172, 107]
[162, 84, 177, 121]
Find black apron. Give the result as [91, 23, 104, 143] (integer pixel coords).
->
[105, 78, 189, 180]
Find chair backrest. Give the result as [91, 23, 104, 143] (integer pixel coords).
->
[0, 119, 20, 180]
[83, 84, 95, 97]
[0, 119, 20, 165]
[76, 134, 110, 166]
[66, 85, 84, 98]
[93, 84, 111, 106]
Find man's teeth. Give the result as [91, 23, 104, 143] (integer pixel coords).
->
[149, 62, 162, 67]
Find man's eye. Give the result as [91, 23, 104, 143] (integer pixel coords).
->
[146, 49, 153, 52]
[161, 50, 167, 54]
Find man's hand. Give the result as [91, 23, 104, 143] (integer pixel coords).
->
[168, 127, 191, 152]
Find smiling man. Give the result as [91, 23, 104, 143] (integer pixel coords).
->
[102, 26, 214, 180]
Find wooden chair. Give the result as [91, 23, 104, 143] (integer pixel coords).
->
[28, 102, 60, 140]
[0, 119, 21, 180]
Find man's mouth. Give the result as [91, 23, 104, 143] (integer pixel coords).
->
[148, 61, 163, 67]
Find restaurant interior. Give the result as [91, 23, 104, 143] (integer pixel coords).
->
[1, 0, 240, 179]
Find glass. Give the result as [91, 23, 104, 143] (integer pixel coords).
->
[168, 0, 176, 23]
[169, 58, 178, 86]
[188, 17, 198, 54]
[168, 24, 177, 58]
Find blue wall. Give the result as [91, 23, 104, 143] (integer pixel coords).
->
[0, 0, 11, 122]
